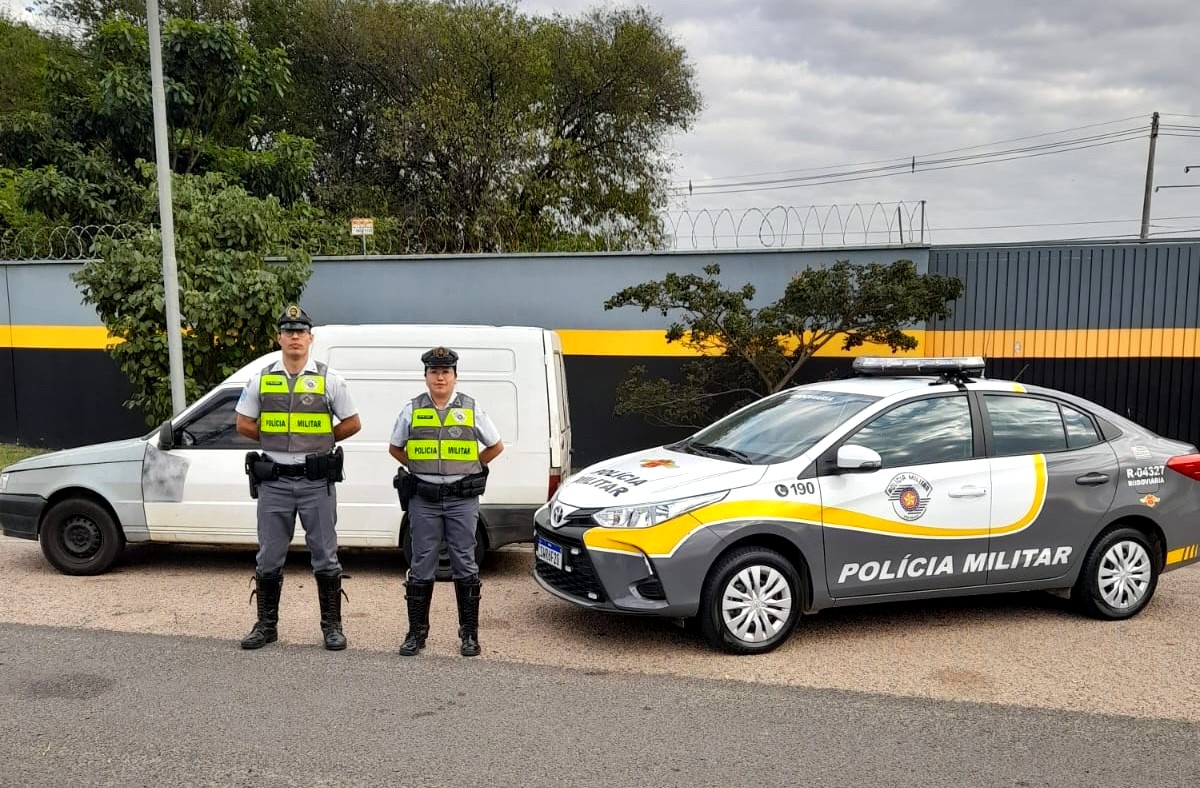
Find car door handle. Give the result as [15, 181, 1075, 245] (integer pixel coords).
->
[948, 486, 987, 499]
[1075, 472, 1110, 486]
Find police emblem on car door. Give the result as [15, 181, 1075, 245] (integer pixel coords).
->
[818, 393, 993, 597]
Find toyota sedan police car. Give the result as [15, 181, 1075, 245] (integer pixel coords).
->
[533, 357, 1200, 654]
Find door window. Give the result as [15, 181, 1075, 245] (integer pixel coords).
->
[1062, 404, 1102, 449]
[175, 390, 258, 449]
[848, 395, 973, 468]
[984, 395, 1073, 456]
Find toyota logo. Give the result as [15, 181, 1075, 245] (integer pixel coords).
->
[552, 505, 564, 526]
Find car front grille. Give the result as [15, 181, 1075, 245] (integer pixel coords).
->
[534, 525, 607, 603]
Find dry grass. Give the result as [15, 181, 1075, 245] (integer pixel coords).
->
[0, 444, 48, 468]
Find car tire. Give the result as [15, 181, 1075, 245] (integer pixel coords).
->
[697, 546, 802, 654]
[39, 498, 125, 576]
[1072, 526, 1159, 620]
[401, 515, 487, 582]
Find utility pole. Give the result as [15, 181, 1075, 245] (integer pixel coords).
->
[1139, 111, 1160, 241]
[146, 0, 186, 415]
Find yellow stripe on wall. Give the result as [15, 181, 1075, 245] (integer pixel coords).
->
[4, 324, 1200, 357]
[923, 329, 1200, 359]
[6, 325, 117, 349]
[555, 329, 930, 358]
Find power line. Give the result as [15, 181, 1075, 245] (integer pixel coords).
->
[675, 134, 1146, 196]
[677, 114, 1148, 186]
[676, 127, 1145, 194]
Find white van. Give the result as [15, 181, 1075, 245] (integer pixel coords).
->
[0, 324, 572, 578]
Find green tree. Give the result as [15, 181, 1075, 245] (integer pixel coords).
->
[72, 171, 313, 424]
[604, 261, 965, 428]
[0, 16, 309, 225]
[247, 0, 700, 250]
[0, 17, 78, 116]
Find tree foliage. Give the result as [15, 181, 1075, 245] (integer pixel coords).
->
[250, 0, 700, 249]
[9, 2, 700, 248]
[72, 172, 312, 423]
[0, 15, 307, 225]
[604, 261, 965, 428]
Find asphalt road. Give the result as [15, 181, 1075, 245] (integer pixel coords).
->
[1, 623, 1197, 788]
[3, 539, 1200, 723]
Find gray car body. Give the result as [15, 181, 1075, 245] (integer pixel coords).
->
[534, 377, 1200, 619]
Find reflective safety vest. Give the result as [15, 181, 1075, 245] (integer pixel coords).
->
[257, 362, 335, 455]
[406, 392, 482, 477]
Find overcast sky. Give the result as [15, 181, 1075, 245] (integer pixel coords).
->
[5, 0, 1199, 247]
[522, 0, 1200, 247]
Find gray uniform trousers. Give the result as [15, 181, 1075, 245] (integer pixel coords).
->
[255, 477, 341, 574]
[408, 493, 479, 581]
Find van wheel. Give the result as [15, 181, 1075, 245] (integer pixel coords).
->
[402, 515, 487, 582]
[1072, 527, 1159, 620]
[39, 498, 125, 576]
[697, 546, 801, 654]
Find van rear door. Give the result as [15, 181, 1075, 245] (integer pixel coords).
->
[546, 331, 572, 498]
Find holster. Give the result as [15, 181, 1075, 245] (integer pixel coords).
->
[305, 446, 345, 484]
[244, 451, 278, 499]
[393, 466, 416, 511]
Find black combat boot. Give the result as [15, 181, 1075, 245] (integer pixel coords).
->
[399, 579, 434, 656]
[241, 571, 283, 650]
[315, 570, 348, 651]
[455, 575, 482, 657]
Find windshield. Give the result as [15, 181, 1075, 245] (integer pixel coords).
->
[675, 389, 879, 465]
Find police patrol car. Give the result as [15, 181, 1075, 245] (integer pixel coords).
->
[533, 357, 1200, 654]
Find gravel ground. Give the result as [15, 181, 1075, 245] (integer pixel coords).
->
[2, 537, 1198, 721]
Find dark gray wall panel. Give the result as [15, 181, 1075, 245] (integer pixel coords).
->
[931, 241, 1200, 331]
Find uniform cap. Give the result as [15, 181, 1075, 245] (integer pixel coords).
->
[422, 346, 459, 368]
[278, 304, 313, 331]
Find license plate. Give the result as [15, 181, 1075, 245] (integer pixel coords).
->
[536, 535, 563, 570]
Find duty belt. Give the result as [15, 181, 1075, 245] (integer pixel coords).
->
[275, 464, 309, 479]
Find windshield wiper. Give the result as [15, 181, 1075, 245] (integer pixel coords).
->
[688, 442, 753, 464]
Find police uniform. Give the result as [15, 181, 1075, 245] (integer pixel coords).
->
[390, 346, 502, 657]
[235, 305, 359, 651]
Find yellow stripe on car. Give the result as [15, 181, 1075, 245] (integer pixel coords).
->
[1167, 544, 1199, 565]
[582, 455, 1048, 556]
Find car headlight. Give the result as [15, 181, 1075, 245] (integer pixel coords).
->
[591, 491, 727, 529]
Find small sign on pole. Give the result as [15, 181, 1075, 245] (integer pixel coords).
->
[350, 218, 374, 255]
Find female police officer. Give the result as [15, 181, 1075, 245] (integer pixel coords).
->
[235, 305, 361, 651]
[388, 346, 504, 657]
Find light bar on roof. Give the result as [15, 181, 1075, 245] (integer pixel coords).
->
[852, 356, 986, 377]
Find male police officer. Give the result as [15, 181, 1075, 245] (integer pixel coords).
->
[235, 305, 362, 651]
[389, 346, 504, 657]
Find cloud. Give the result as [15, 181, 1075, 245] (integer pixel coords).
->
[549, 0, 1200, 244]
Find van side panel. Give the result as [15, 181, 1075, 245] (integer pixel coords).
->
[312, 326, 553, 549]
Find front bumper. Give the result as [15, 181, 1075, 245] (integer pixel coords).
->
[533, 524, 689, 616]
[0, 493, 47, 540]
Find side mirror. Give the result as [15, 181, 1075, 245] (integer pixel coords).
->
[836, 444, 882, 472]
[156, 420, 174, 450]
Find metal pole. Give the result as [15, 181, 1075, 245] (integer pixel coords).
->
[146, 0, 186, 415]
[1139, 111, 1160, 241]
[919, 200, 926, 245]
